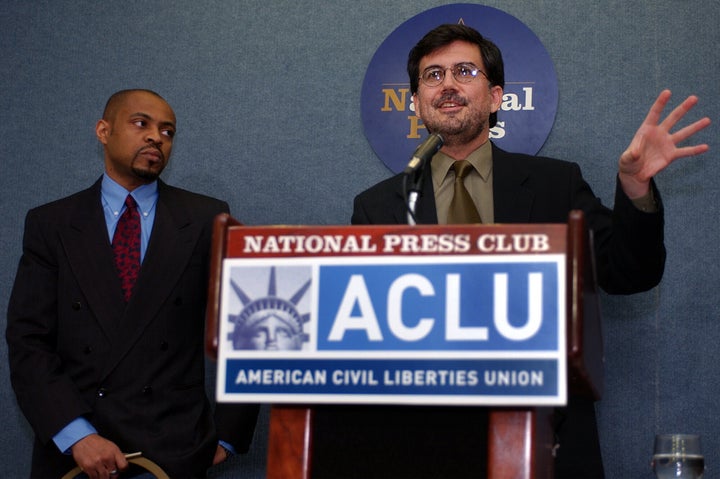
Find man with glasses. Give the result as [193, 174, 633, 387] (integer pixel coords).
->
[313, 24, 710, 478]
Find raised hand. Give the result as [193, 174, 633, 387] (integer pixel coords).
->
[618, 89, 711, 198]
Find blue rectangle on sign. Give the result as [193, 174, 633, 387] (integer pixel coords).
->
[224, 358, 558, 397]
[316, 262, 560, 351]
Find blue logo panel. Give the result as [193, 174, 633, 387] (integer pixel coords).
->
[316, 262, 559, 351]
[224, 358, 558, 398]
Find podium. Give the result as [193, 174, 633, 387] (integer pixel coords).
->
[206, 211, 602, 479]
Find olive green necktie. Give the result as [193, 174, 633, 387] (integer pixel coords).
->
[447, 160, 482, 224]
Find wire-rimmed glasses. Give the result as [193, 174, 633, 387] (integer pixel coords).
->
[419, 62, 487, 87]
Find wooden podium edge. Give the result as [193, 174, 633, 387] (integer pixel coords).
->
[205, 212, 240, 360]
[566, 210, 604, 400]
[267, 406, 314, 479]
[487, 407, 555, 479]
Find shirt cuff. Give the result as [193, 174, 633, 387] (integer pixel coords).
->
[219, 440, 237, 456]
[53, 417, 97, 454]
[630, 189, 658, 213]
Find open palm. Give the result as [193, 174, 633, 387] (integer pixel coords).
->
[618, 90, 710, 198]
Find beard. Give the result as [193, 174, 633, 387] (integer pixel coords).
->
[131, 165, 161, 182]
[422, 97, 489, 147]
[130, 147, 166, 182]
[424, 113, 487, 148]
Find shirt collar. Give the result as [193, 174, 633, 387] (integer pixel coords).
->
[101, 174, 159, 216]
[431, 140, 493, 189]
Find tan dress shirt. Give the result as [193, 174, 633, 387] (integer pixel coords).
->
[431, 141, 494, 224]
[431, 141, 656, 224]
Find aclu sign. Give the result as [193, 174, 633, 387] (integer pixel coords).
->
[215, 225, 568, 406]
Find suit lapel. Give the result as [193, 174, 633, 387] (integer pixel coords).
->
[101, 182, 202, 376]
[388, 181, 409, 224]
[492, 145, 535, 223]
[391, 163, 439, 224]
[61, 180, 125, 337]
[415, 166, 439, 224]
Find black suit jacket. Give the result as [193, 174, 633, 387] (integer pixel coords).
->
[312, 144, 666, 478]
[352, 143, 666, 294]
[6, 178, 258, 478]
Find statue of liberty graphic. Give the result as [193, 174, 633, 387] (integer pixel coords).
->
[227, 266, 311, 350]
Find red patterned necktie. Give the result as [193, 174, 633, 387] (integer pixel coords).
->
[112, 195, 141, 302]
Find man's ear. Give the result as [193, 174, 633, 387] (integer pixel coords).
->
[490, 85, 504, 113]
[95, 119, 109, 144]
[412, 93, 422, 118]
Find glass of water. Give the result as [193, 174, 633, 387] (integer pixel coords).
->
[652, 434, 705, 478]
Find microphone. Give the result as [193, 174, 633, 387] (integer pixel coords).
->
[403, 133, 443, 225]
[403, 133, 444, 175]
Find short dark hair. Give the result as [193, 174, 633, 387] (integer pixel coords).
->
[407, 24, 505, 128]
[102, 89, 167, 121]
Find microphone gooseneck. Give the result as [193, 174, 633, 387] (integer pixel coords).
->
[404, 133, 444, 225]
[403, 133, 444, 175]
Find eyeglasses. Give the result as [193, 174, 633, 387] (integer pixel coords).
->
[419, 63, 487, 87]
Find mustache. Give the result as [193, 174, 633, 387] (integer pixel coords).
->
[433, 93, 468, 107]
[137, 144, 165, 162]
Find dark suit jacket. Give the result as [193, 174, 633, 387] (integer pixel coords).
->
[352, 143, 666, 295]
[6, 178, 258, 478]
[312, 144, 665, 478]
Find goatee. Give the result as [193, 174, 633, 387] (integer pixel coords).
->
[132, 166, 161, 182]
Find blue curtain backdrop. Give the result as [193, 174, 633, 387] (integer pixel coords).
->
[1, 1, 717, 478]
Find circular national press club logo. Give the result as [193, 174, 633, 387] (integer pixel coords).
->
[361, 4, 558, 173]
